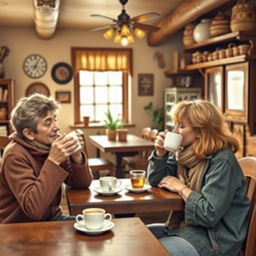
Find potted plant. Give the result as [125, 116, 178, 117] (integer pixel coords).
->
[144, 102, 164, 131]
[104, 109, 122, 141]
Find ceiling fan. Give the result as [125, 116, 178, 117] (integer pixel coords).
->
[90, 0, 160, 46]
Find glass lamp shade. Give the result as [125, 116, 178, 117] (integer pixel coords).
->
[120, 36, 129, 46]
[121, 24, 130, 36]
[113, 32, 122, 43]
[134, 28, 145, 39]
[103, 28, 115, 40]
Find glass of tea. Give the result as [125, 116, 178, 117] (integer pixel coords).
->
[130, 170, 146, 189]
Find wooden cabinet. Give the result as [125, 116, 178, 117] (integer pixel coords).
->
[0, 79, 14, 135]
[179, 29, 256, 156]
[164, 87, 202, 130]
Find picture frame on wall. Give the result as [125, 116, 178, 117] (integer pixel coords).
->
[224, 63, 248, 123]
[55, 91, 71, 103]
[138, 73, 154, 96]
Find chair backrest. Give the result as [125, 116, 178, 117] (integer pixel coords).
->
[238, 157, 256, 256]
[0, 136, 10, 157]
[141, 127, 151, 140]
[149, 129, 158, 142]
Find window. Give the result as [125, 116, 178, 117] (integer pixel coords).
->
[79, 71, 124, 122]
[71, 47, 133, 125]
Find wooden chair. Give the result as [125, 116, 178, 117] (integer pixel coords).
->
[0, 136, 10, 157]
[82, 134, 115, 177]
[122, 128, 158, 172]
[238, 157, 256, 256]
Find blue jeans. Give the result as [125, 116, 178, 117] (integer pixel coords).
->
[55, 215, 76, 221]
[149, 225, 200, 256]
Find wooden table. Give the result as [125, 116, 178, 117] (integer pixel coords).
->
[89, 134, 154, 178]
[66, 178, 184, 216]
[0, 218, 170, 256]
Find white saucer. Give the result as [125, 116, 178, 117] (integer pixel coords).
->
[74, 220, 115, 235]
[94, 186, 122, 196]
[125, 184, 151, 193]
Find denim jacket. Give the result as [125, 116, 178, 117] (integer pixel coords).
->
[147, 147, 250, 256]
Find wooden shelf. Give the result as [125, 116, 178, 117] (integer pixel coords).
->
[186, 55, 256, 70]
[164, 69, 199, 76]
[184, 31, 256, 53]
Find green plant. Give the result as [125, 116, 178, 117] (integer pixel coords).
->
[104, 109, 122, 130]
[144, 102, 164, 131]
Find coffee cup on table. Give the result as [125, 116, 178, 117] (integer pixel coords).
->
[76, 208, 112, 230]
[164, 132, 183, 152]
[129, 170, 146, 189]
[65, 130, 82, 153]
[99, 176, 121, 192]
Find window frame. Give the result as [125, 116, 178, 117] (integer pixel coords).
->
[71, 47, 132, 125]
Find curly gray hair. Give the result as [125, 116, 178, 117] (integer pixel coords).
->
[10, 93, 60, 137]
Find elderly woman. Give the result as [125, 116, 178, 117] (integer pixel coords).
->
[0, 94, 93, 223]
[147, 100, 250, 256]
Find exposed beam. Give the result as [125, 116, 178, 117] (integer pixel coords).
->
[33, 0, 60, 39]
[147, 0, 232, 46]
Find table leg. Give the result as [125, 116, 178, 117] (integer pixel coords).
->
[112, 152, 138, 178]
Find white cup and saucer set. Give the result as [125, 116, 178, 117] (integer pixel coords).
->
[74, 208, 115, 235]
[94, 176, 122, 196]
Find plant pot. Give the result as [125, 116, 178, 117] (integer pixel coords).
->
[83, 116, 90, 127]
[0, 63, 4, 78]
[117, 128, 128, 142]
[106, 129, 117, 141]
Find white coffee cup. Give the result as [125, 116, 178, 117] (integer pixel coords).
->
[164, 132, 183, 152]
[76, 208, 112, 230]
[99, 176, 121, 192]
[66, 130, 82, 153]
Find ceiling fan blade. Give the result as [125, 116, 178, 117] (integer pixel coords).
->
[133, 22, 160, 32]
[90, 14, 117, 23]
[89, 25, 114, 32]
[131, 12, 160, 23]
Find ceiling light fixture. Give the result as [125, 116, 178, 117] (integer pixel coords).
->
[90, 0, 160, 47]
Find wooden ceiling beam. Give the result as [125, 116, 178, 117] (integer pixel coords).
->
[147, 0, 232, 46]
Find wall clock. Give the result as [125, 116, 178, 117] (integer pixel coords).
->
[51, 62, 73, 84]
[23, 54, 47, 79]
[25, 82, 50, 97]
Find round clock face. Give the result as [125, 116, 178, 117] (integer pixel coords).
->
[23, 54, 47, 79]
[25, 82, 50, 97]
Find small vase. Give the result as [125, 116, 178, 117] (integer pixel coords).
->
[193, 19, 211, 43]
[83, 116, 90, 127]
[106, 129, 117, 141]
[117, 128, 128, 142]
[0, 63, 4, 78]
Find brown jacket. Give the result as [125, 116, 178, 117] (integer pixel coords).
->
[0, 133, 92, 223]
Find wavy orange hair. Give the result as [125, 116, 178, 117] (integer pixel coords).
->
[170, 100, 239, 159]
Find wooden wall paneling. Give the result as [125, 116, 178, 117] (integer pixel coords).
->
[232, 123, 245, 158]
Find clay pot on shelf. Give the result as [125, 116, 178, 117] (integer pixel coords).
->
[183, 24, 195, 46]
[238, 44, 251, 55]
[231, 0, 256, 32]
[210, 12, 230, 37]
[0, 63, 4, 78]
[193, 19, 211, 43]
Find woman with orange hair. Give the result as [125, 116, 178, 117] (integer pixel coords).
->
[147, 100, 249, 256]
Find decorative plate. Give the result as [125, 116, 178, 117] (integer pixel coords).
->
[51, 62, 73, 84]
[25, 82, 50, 97]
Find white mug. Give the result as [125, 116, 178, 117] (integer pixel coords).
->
[65, 131, 82, 153]
[164, 132, 183, 152]
[76, 208, 112, 230]
[99, 176, 121, 192]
